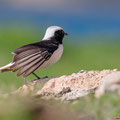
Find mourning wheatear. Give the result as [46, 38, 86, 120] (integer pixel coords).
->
[0, 26, 68, 82]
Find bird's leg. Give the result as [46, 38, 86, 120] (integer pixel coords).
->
[24, 78, 27, 84]
[32, 72, 40, 80]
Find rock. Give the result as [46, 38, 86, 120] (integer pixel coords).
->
[95, 71, 120, 98]
[10, 69, 120, 100]
[36, 69, 119, 100]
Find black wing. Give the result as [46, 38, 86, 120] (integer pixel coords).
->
[12, 40, 58, 77]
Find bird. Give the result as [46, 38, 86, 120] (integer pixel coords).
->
[0, 26, 68, 83]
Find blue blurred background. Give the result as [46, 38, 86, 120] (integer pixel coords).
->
[1, 0, 120, 39]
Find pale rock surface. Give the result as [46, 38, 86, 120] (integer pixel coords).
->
[95, 71, 120, 98]
[36, 69, 120, 100]
[13, 69, 120, 100]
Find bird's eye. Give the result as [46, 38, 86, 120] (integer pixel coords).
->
[55, 30, 64, 36]
[59, 30, 64, 34]
[61, 30, 64, 34]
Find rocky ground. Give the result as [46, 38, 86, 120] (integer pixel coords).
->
[1, 69, 120, 120]
[3, 69, 119, 101]
[8, 69, 120, 101]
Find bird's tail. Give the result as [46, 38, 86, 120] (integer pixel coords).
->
[0, 63, 14, 72]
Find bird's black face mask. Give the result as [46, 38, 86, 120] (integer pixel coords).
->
[55, 30, 68, 44]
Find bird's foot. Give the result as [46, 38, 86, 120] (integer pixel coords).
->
[32, 76, 48, 82]
[42, 76, 48, 79]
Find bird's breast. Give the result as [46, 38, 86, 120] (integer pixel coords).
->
[39, 44, 63, 69]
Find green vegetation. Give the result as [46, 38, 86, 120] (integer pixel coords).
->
[0, 25, 120, 120]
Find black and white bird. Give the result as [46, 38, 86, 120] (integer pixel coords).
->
[0, 26, 68, 81]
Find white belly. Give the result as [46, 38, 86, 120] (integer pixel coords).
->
[39, 44, 63, 69]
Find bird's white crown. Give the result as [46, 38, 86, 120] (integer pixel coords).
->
[42, 26, 63, 40]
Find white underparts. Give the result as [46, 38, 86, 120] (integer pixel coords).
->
[38, 44, 63, 69]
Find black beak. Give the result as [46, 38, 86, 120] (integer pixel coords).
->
[64, 32, 68, 36]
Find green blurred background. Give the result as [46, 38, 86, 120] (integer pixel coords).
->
[0, 0, 120, 120]
[1, 25, 120, 90]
